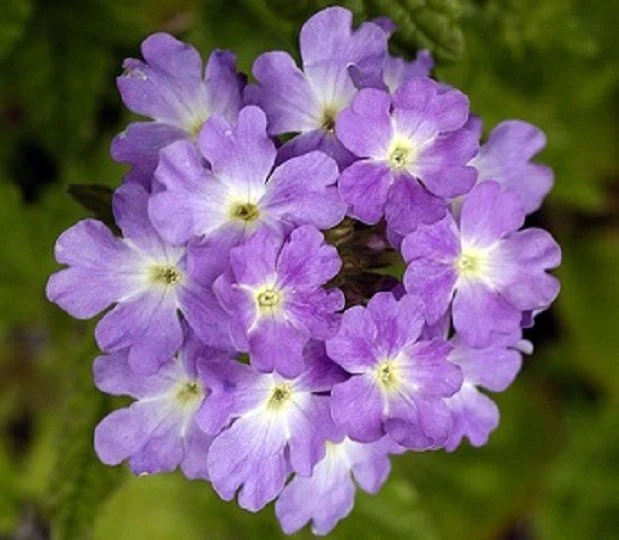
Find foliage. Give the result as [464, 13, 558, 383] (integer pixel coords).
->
[0, 0, 617, 538]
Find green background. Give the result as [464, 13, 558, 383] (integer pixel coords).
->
[0, 0, 617, 538]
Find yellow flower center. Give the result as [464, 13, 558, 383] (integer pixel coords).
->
[267, 383, 293, 410]
[231, 202, 260, 223]
[175, 380, 204, 408]
[149, 265, 182, 286]
[320, 106, 338, 133]
[455, 247, 490, 280]
[257, 289, 281, 308]
[374, 359, 400, 391]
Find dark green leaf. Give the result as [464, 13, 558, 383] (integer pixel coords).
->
[0, 0, 33, 61]
[67, 184, 118, 234]
[46, 346, 125, 540]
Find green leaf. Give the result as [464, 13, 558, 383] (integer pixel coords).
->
[46, 345, 125, 540]
[366, 0, 464, 62]
[68, 185, 118, 234]
[537, 407, 619, 539]
[0, 0, 33, 61]
[0, 2, 116, 159]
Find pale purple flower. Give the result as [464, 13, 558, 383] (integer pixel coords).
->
[201, 342, 346, 512]
[369, 16, 434, 93]
[149, 106, 346, 252]
[46, 182, 230, 373]
[246, 6, 388, 167]
[112, 33, 244, 186]
[275, 434, 398, 535]
[212, 226, 344, 378]
[444, 334, 524, 451]
[469, 119, 554, 214]
[402, 180, 561, 347]
[326, 292, 462, 449]
[93, 329, 233, 478]
[335, 78, 478, 235]
[383, 49, 434, 93]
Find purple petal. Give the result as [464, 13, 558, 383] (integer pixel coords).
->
[331, 375, 384, 442]
[385, 176, 447, 235]
[326, 306, 378, 373]
[128, 420, 184, 475]
[275, 453, 355, 535]
[180, 420, 213, 480]
[93, 350, 171, 398]
[95, 289, 183, 373]
[262, 151, 346, 230]
[198, 106, 275, 192]
[117, 33, 204, 126]
[335, 88, 393, 159]
[228, 227, 281, 287]
[383, 50, 434, 93]
[453, 281, 521, 347]
[111, 122, 187, 185]
[415, 130, 479, 197]
[178, 284, 233, 350]
[113, 182, 168, 256]
[402, 216, 460, 323]
[294, 341, 349, 392]
[150, 139, 220, 244]
[300, 7, 387, 102]
[248, 51, 321, 133]
[449, 342, 522, 392]
[402, 339, 462, 397]
[287, 288, 344, 340]
[249, 318, 308, 378]
[472, 120, 553, 213]
[445, 386, 499, 451]
[204, 49, 244, 124]
[207, 414, 289, 511]
[338, 160, 392, 224]
[277, 226, 341, 290]
[459, 181, 524, 247]
[277, 130, 356, 169]
[366, 292, 425, 353]
[499, 228, 561, 310]
[393, 79, 470, 137]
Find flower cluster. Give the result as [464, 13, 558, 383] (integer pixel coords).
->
[46, 6, 560, 536]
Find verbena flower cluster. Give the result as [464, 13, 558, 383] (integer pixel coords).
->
[46, 6, 561, 535]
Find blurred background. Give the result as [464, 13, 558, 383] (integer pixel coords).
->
[0, 0, 617, 538]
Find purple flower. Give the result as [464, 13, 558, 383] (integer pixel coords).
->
[335, 78, 478, 235]
[112, 33, 244, 186]
[149, 106, 346, 252]
[275, 435, 398, 535]
[383, 49, 434, 93]
[469, 120, 554, 214]
[93, 329, 233, 478]
[402, 181, 561, 347]
[246, 6, 388, 167]
[213, 225, 344, 378]
[443, 334, 524, 451]
[46, 182, 230, 373]
[326, 292, 462, 449]
[201, 342, 346, 512]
